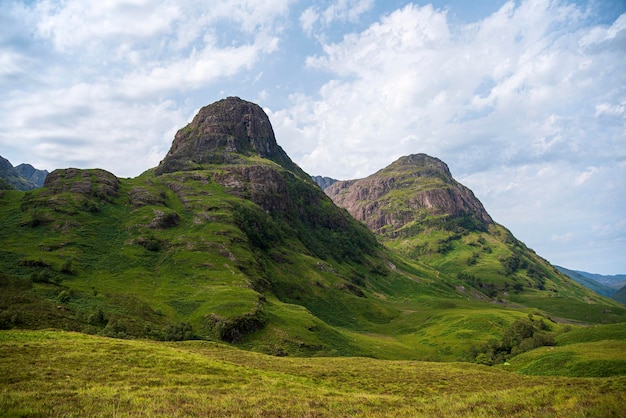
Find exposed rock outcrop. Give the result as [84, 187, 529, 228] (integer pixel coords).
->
[155, 97, 308, 180]
[325, 154, 492, 235]
[43, 168, 120, 202]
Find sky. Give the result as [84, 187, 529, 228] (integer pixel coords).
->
[1, 0, 625, 274]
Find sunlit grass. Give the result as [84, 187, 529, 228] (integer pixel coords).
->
[1, 330, 625, 417]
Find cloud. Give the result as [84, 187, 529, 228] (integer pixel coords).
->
[299, 0, 374, 38]
[0, 0, 291, 176]
[275, 2, 625, 178]
[269, 1, 626, 272]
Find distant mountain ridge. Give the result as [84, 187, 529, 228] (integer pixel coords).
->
[311, 175, 338, 190]
[556, 266, 626, 305]
[16, 163, 49, 188]
[575, 271, 626, 289]
[0, 156, 48, 190]
[555, 266, 617, 297]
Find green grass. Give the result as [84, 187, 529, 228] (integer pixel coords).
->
[1, 163, 625, 364]
[1, 330, 625, 417]
[506, 341, 626, 377]
[502, 322, 626, 377]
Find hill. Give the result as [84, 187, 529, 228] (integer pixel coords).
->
[0, 156, 39, 191]
[325, 154, 625, 324]
[1, 98, 624, 364]
[556, 265, 617, 298]
[311, 175, 338, 190]
[15, 163, 49, 188]
[576, 270, 626, 289]
[613, 285, 626, 305]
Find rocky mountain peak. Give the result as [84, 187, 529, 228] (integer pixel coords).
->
[383, 154, 453, 180]
[325, 154, 492, 235]
[156, 97, 302, 176]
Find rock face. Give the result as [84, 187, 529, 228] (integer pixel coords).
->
[156, 97, 306, 179]
[43, 168, 120, 202]
[325, 154, 492, 235]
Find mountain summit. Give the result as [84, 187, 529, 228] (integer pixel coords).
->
[326, 154, 492, 235]
[156, 97, 304, 177]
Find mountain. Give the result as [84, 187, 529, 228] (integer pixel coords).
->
[556, 266, 617, 298]
[326, 154, 492, 234]
[325, 154, 622, 319]
[0, 156, 38, 190]
[311, 175, 338, 190]
[1, 98, 624, 362]
[613, 285, 626, 305]
[15, 163, 49, 188]
[155, 96, 307, 180]
[575, 271, 626, 290]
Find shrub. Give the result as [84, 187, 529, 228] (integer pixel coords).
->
[57, 290, 71, 303]
[471, 316, 556, 365]
[88, 308, 107, 326]
[165, 322, 193, 341]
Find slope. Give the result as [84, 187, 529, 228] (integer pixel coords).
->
[0, 98, 491, 360]
[325, 154, 626, 324]
[556, 265, 617, 298]
[2, 330, 624, 417]
[0, 156, 38, 191]
[1, 98, 623, 362]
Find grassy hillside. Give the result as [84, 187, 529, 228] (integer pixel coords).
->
[556, 265, 617, 298]
[0, 163, 538, 360]
[1, 330, 625, 417]
[325, 155, 625, 325]
[505, 323, 626, 377]
[1, 157, 625, 362]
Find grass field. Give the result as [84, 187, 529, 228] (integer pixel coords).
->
[1, 330, 625, 417]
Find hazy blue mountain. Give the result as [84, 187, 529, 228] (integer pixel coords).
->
[15, 163, 49, 188]
[311, 175, 338, 190]
[556, 266, 616, 297]
[0, 156, 37, 190]
[576, 271, 626, 289]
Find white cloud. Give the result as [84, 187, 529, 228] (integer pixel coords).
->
[269, 1, 626, 272]
[299, 0, 374, 38]
[0, 0, 291, 176]
[300, 7, 320, 37]
[574, 166, 599, 186]
[274, 2, 625, 177]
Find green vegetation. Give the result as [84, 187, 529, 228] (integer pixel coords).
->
[470, 313, 556, 365]
[1, 150, 625, 416]
[1, 330, 625, 417]
[504, 323, 626, 377]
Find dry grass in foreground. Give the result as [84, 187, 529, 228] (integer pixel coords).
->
[1, 330, 624, 417]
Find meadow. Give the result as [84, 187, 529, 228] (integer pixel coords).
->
[1, 330, 625, 417]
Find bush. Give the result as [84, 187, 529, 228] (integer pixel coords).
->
[471, 316, 556, 365]
[165, 322, 193, 341]
[103, 318, 128, 339]
[57, 290, 71, 303]
[88, 308, 107, 326]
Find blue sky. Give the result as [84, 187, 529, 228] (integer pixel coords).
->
[1, 0, 625, 274]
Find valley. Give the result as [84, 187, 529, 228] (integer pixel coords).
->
[0, 97, 624, 416]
